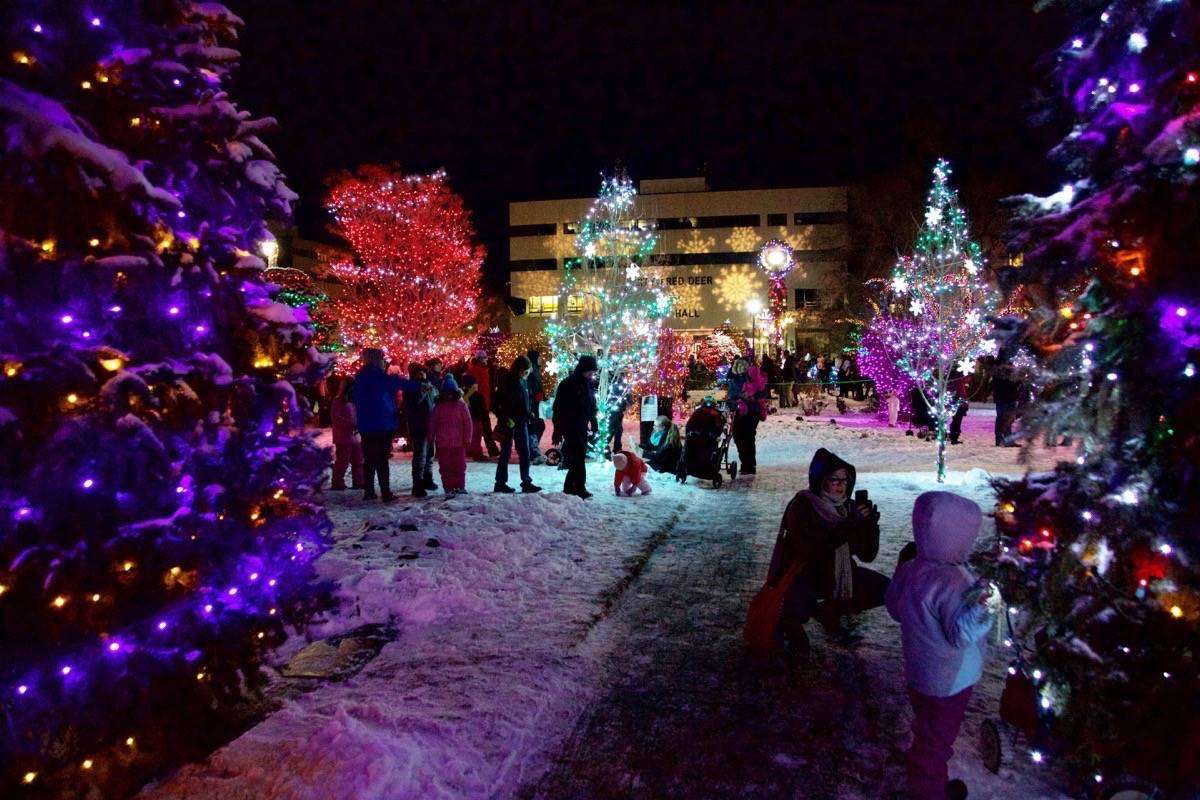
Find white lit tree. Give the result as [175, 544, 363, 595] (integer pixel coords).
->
[545, 174, 672, 454]
[868, 158, 999, 481]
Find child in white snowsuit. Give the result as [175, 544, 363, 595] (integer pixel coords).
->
[611, 450, 651, 496]
[885, 491, 999, 800]
[887, 390, 901, 427]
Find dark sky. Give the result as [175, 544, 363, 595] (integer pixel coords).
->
[232, 1, 1069, 291]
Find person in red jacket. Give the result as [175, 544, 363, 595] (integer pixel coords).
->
[612, 450, 652, 496]
[466, 352, 499, 457]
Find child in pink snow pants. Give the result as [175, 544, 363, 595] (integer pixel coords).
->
[330, 378, 363, 490]
[885, 491, 999, 800]
[430, 384, 473, 493]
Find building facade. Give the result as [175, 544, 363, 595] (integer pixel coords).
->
[508, 177, 850, 352]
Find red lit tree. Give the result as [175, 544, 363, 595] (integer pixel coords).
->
[635, 326, 689, 401]
[325, 166, 484, 368]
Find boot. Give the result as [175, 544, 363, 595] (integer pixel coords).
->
[494, 483, 516, 494]
[423, 477, 438, 491]
[520, 481, 542, 493]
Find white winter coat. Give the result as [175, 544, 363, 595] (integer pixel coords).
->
[885, 491, 994, 697]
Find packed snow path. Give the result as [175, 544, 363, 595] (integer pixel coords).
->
[143, 407, 1072, 800]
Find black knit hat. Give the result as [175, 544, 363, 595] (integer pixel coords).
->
[576, 354, 599, 373]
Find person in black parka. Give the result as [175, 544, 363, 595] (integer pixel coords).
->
[553, 354, 599, 499]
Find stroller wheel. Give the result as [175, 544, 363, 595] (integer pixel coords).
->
[728, 462, 738, 480]
[979, 719, 1002, 774]
[712, 473, 723, 489]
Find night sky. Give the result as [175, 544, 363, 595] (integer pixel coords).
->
[232, 1, 1070, 291]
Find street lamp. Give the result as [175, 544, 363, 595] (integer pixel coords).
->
[746, 298, 764, 356]
[258, 238, 279, 267]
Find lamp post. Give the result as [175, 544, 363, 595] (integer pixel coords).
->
[757, 240, 795, 355]
[746, 297, 764, 356]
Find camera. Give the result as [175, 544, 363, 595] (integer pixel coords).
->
[854, 489, 869, 504]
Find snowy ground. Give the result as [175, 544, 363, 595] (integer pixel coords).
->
[142, 402, 1077, 800]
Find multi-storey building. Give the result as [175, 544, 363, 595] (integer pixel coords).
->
[508, 177, 850, 352]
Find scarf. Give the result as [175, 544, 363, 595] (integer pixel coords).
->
[802, 489, 854, 600]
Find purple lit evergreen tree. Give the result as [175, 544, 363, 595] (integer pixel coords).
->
[983, 0, 1200, 791]
[0, 3, 333, 796]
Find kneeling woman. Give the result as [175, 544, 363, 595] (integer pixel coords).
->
[767, 447, 889, 651]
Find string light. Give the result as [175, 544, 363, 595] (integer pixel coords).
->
[326, 167, 483, 366]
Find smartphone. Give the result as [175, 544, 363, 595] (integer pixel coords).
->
[854, 489, 869, 504]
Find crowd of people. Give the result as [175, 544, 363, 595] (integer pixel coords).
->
[324, 345, 1021, 798]
[325, 344, 1031, 505]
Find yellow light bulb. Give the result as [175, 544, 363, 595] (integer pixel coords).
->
[88, 237, 101, 247]
[52, 595, 67, 608]
[130, 116, 141, 127]
[1170, 605, 1183, 619]
[100, 357, 123, 372]
[187, 236, 200, 250]
[196, 672, 205, 681]
[82, 759, 94, 770]
[66, 393, 79, 404]
[5, 366, 17, 377]
[23, 772, 36, 784]
[0, 583, 7, 596]
[14, 51, 32, 66]
[40, 239, 56, 254]
[249, 511, 260, 521]
[257, 631, 265, 639]
[126, 737, 135, 747]
[91, 593, 101, 602]
[122, 561, 134, 571]
[81, 80, 93, 89]
[273, 489, 284, 499]
[97, 73, 109, 83]
[170, 566, 181, 576]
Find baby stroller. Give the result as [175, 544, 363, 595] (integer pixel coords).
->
[676, 399, 737, 488]
[978, 608, 1163, 799]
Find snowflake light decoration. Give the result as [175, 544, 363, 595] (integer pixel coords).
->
[725, 226, 762, 252]
[714, 264, 766, 311]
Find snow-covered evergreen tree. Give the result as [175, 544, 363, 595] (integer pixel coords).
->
[984, 1, 1200, 790]
[0, 3, 333, 795]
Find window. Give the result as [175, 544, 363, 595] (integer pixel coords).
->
[566, 294, 585, 314]
[794, 289, 821, 309]
[766, 213, 788, 226]
[526, 295, 559, 316]
[509, 223, 558, 237]
[655, 214, 762, 230]
[655, 251, 754, 266]
[793, 212, 848, 226]
[562, 221, 579, 234]
[509, 258, 558, 272]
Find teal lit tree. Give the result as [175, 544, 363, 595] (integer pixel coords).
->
[863, 159, 998, 481]
[0, 4, 333, 796]
[980, 1, 1200, 792]
[546, 174, 672, 454]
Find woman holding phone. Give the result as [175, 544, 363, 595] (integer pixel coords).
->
[764, 447, 888, 654]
